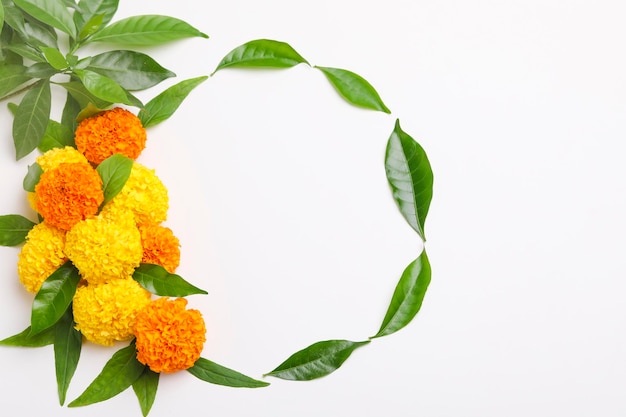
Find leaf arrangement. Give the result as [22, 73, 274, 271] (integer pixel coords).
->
[0, 0, 435, 415]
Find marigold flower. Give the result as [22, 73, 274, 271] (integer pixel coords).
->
[100, 162, 168, 225]
[139, 223, 181, 273]
[34, 162, 104, 231]
[74, 107, 147, 165]
[36, 146, 89, 172]
[73, 278, 152, 346]
[65, 211, 142, 285]
[17, 222, 67, 293]
[134, 297, 206, 373]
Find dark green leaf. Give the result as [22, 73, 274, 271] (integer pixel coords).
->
[188, 358, 269, 388]
[7, 102, 18, 115]
[13, 0, 76, 38]
[54, 306, 82, 405]
[60, 91, 81, 133]
[0, 64, 30, 97]
[265, 340, 369, 381]
[69, 340, 145, 407]
[0, 214, 36, 246]
[212, 39, 308, 74]
[87, 50, 175, 91]
[23, 161, 42, 192]
[138, 76, 206, 127]
[132, 263, 208, 297]
[132, 367, 159, 417]
[59, 80, 112, 109]
[40, 46, 68, 70]
[0, 325, 55, 347]
[385, 119, 434, 241]
[96, 153, 133, 205]
[74, 0, 119, 31]
[22, 18, 58, 48]
[39, 119, 75, 152]
[3, 3, 26, 35]
[12, 79, 50, 159]
[24, 62, 58, 78]
[74, 69, 133, 105]
[86, 14, 207, 46]
[315, 66, 390, 113]
[371, 250, 431, 339]
[31, 262, 80, 335]
[6, 42, 45, 62]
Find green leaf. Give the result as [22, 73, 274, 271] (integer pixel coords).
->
[0, 214, 36, 246]
[60, 91, 81, 133]
[22, 18, 58, 48]
[188, 358, 269, 388]
[0, 64, 30, 97]
[6, 42, 45, 63]
[75, 102, 106, 123]
[96, 153, 133, 205]
[40, 46, 68, 70]
[39, 119, 75, 152]
[0, 2, 4, 33]
[69, 340, 145, 407]
[74, 69, 133, 105]
[88, 50, 175, 91]
[86, 14, 207, 46]
[371, 250, 432, 339]
[12, 0, 76, 38]
[54, 306, 82, 405]
[138, 76, 206, 127]
[265, 340, 370, 381]
[0, 325, 55, 347]
[315, 66, 390, 113]
[77, 13, 102, 40]
[23, 161, 43, 192]
[59, 80, 112, 109]
[3, 3, 26, 35]
[385, 119, 434, 241]
[24, 61, 58, 79]
[74, 0, 119, 31]
[132, 263, 208, 297]
[132, 367, 159, 417]
[212, 39, 309, 74]
[30, 262, 80, 335]
[12, 79, 50, 159]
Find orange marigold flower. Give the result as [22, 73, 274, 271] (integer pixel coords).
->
[134, 298, 206, 373]
[74, 107, 147, 165]
[34, 162, 104, 231]
[139, 223, 181, 273]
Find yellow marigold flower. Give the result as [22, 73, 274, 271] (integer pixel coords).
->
[73, 278, 152, 346]
[36, 146, 89, 172]
[134, 298, 206, 373]
[27, 192, 38, 212]
[34, 162, 104, 231]
[17, 222, 66, 293]
[75, 107, 147, 165]
[139, 223, 181, 273]
[100, 162, 168, 225]
[65, 211, 142, 285]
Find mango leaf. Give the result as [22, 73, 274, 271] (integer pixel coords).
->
[0, 325, 55, 347]
[315, 66, 390, 113]
[75, 102, 107, 123]
[0, 64, 30, 97]
[188, 358, 269, 388]
[0, 2, 4, 33]
[23, 161, 42, 192]
[74, 69, 134, 105]
[40, 46, 68, 70]
[132, 263, 208, 297]
[212, 39, 308, 74]
[60, 91, 81, 133]
[30, 262, 80, 335]
[86, 14, 207, 46]
[22, 18, 58, 48]
[39, 119, 75, 152]
[96, 153, 133, 205]
[132, 367, 159, 417]
[385, 119, 434, 241]
[265, 340, 370, 381]
[12, 79, 50, 159]
[54, 306, 82, 405]
[371, 250, 431, 339]
[74, 0, 119, 31]
[24, 62, 58, 79]
[88, 50, 175, 91]
[12, 0, 76, 38]
[3, 3, 26, 35]
[77, 13, 103, 41]
[6, 43, 45, 62]
[69, 341, 145, 407]
[0, 214, 36, 246]
[59, 80, 112, 109]
[138, 76, 206, 127]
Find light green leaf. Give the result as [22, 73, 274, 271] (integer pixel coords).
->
[88, 50, 175, 91]
[385, 119, 434, 241]
[315, 66, 390, 113]
[12, 79, 50, 159]
[30, 262, 80, 335]
[74, 0, 119, 31]
[77, 13, 103, 41]
[86, 14, 207, 46]
[265, 340, 370, 381]
[13, 0, 76, 38]
[59, 80, 112, 109]
[212, 39, 309, 74]
[132, 367, 159, 417]
[188, 358, 269, 388]
[69, 341, 145, 407]
[138, 76, 206, 127]
[371, 250, 431, 339]
[23, 161, 43, 192]
[0, 324, 55, 347]
[40, 46, 68, 70]
[74, 69, 133, 105]
[0, 2, 4, 33]
[132, 263, 208, 297]
[0, 64, 30, 97]
[39, 119, 75, 152]
[96, 153, 133, 205]
[0, 214, 36, 246]
[54, 306, 82, 405]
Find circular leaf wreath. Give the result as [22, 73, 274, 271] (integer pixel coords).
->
[0, 2, 433, 416]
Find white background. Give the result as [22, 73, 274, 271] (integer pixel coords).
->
[1, 0, 625, 416]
